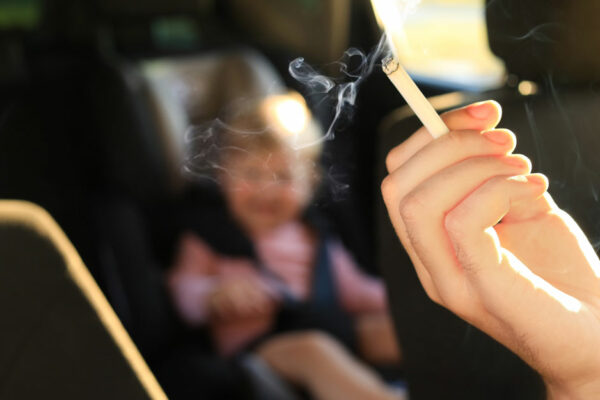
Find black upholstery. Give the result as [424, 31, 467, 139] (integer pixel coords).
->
[486, 0, 600, 83]
[0, 200, 166, 400]
[91, 49, 285, 203]
[89, 49, 306, 399]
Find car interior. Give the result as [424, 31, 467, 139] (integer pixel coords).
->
[2, 0, 600, 399]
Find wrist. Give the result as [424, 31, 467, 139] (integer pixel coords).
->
[545, 379, 600, 400]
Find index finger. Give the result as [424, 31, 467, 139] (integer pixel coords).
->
[386, 100, 503, 173]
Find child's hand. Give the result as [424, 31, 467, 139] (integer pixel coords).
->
[209, 278, 278, 321]
[381, 101, 600, 398]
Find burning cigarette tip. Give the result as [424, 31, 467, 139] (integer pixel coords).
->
[382, 57, 449, 138]
[382, 55, 399, 75]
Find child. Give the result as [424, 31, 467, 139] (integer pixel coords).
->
[168, 92, 402, 400]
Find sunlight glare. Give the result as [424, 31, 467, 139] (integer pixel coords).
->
[370, 0, 419, 57]
[559, 209, 600, 279]
[272, 96, 309, 135]
[505, 250, 582, 313]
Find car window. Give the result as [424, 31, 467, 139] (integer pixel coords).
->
[397, 0, 505, 91]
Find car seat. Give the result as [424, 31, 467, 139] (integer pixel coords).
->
[89, 38, 306, 399]
[0, 200, 166, 400]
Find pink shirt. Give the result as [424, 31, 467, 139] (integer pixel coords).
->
[168, 221, 387, 356]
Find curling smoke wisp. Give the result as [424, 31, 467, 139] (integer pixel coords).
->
[288, 1, 424, 143]
[288, 34, 389, 142]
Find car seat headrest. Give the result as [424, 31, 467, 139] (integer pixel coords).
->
[486, 0, 600, 83]
[100, 49, 285, 201]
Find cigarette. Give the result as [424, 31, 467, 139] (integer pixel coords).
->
[382, 56, 449, 138]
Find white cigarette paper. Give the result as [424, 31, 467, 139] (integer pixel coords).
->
[383, 56, 449, 138]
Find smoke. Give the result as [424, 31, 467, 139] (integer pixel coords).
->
[183, 116, 325, 197]
[506, 22, 564, 44]
[288, 34, 389, 143]
[183, 21, 400, 199]
[183, 119, 231, 184]
[183, 33, 390, 198]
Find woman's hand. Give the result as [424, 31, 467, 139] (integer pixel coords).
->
[381, 101, 600, 399]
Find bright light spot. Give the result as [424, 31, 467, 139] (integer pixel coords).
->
[370, 0, 420, 57]
[558, 209, 600, 279]
[273, 97, 309, 135]
[261, 92, 323, 154]
[505, 250, 582, 313]
[518, 80, 539, 96]
[371, 0, 505, 91]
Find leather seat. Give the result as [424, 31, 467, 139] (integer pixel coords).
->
[0, 200, 166, 400]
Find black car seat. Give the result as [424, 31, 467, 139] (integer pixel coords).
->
[90, 39, 305, 398]
[0, 2, 299, 398]
[375, 1, 600, 399]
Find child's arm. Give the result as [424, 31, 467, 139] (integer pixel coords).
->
[382, 101, 600, 399]
[329, 240, 387, 314]
[168, 233, 280, 325]
[167, 233, 220, 326]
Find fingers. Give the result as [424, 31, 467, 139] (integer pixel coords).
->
[385, 129, 517, 200]
[391, 157, 533, 306]
[381, 128, 523, 258]
[441, 176, 591, 369]
[500, 176, 552, 222]
[386, 100, 503, 173]
[432, 172, 552, 323]
[382, 108, 510, 303]
[211, 280, 275, 319]
[444, 100, 503, 132]
[381, 128, 518, 302]
[445, 174, 548, 275]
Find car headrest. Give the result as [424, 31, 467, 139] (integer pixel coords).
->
[486, 0, 600, 83]
[96, 49, 285, 201]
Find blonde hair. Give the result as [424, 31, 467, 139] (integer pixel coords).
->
[220, 91, 324, 162]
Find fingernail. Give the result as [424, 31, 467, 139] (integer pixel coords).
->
[505, 156, 530, 168]
[483, 129, 510, 144]
[467, 101, 492, 119]
[527, 174, 548, 186]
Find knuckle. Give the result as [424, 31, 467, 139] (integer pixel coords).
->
[444, 209, 468, 238]
[385, 148, 399, 172]
[426, 288, 444, 306]
[489, 175, 510, 186]
[398, 191, 427, 222]
[443, 129, 466, 146]
[480, 175, 511, 196]
[440, 107, 463, 125]
[380, 175, 394, 199]
[439, 288, 464, 311]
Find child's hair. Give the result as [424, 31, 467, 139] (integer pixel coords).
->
[185, 90, 324, 184]
[219, 91, 324, 162]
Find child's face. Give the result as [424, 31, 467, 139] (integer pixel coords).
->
[220, 147, 314, 236]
